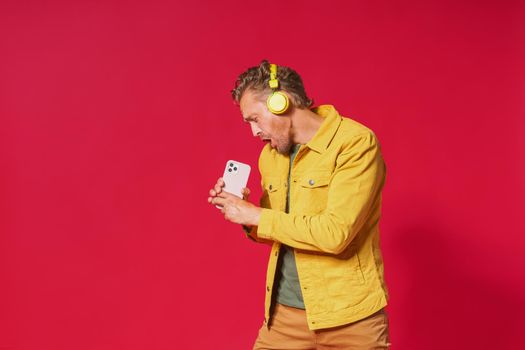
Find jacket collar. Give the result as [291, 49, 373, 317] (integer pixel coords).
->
[305, 105, 342, 153]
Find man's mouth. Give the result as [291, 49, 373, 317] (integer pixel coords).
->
[260, 136, 274, 148]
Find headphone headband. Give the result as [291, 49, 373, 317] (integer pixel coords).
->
[269, 64, 279, 89]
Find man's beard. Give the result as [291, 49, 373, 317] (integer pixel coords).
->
[274, 137, 292, 154]
[272, 124, 293, 154]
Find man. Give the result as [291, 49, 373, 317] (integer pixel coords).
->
[208, 60, 390, 349]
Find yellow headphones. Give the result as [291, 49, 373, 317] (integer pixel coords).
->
[267, 63, 290, 115]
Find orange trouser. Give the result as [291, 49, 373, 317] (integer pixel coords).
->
[253, 303, 391, 350]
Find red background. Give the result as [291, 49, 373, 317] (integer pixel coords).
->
[1, 1, 524, 349]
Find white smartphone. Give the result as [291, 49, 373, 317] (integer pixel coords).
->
[216, 160, 251, 208]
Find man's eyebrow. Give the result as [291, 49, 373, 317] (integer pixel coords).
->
[243, 114, 255, 122]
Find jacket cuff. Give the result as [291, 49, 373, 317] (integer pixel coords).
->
[256, 208, 274, 240]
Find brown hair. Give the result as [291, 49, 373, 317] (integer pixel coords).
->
[231, 59, 313, 109]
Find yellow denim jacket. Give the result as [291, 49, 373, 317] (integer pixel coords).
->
[245, 105, 388, 330]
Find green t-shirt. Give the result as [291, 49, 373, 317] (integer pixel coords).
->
[274, 143, 305, 309]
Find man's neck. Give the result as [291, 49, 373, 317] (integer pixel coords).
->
[289, 108, 325, 145]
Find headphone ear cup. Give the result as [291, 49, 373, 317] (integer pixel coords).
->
[267, 91, 289, 115]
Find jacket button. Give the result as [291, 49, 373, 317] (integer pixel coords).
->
[267, 286, 270, 292]
[309, 179, 315, 186]
[264, 317, 267, 323]
[269, 184, 273, 190]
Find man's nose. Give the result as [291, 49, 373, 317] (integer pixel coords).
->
[250, 123, 262, 137]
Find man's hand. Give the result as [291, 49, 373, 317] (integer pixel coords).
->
[207, 178, 261, 226]
[208, 177, 226, 200]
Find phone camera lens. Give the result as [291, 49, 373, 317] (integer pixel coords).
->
[228, 169, 232, 172]
[229, 163, 234, 167]
[234, 167, 237, 171]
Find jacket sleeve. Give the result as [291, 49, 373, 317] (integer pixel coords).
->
[255, 132, 386, 254]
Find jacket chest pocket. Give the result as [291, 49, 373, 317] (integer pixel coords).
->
[295, 171, 331, 214]
[263, 177, 285, 210]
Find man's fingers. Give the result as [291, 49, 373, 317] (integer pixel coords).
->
[212, 196, 227, 206]
[217, 191, 236, 199]
[209, 189, 216, 197]
[208, 196, 222, 206]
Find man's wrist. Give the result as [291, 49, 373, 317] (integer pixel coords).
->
[248, 207, 262, 226]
